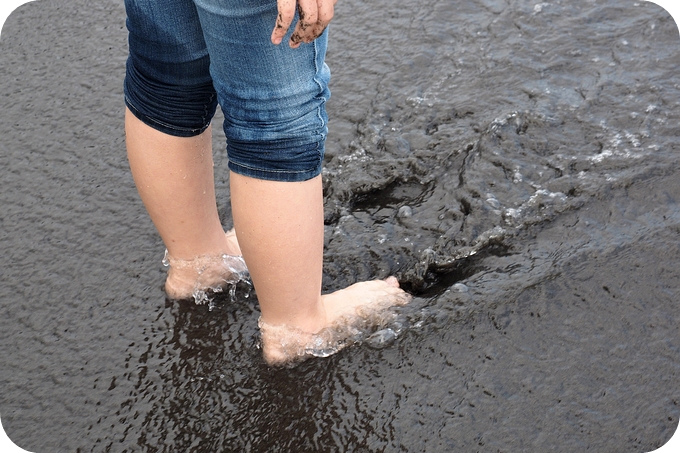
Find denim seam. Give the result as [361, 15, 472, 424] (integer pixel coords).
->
[229, 160, 319, 175]
[311, 38, 327, 164]
[201, 91, 216, 130]
[125, 95, 211, 136]
[312, 40, 327, 129]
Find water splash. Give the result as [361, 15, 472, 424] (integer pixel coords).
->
[163, 250, 250, 306]
[258, 304, 407, 367]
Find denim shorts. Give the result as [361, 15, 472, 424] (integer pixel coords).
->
[123, 0, 330, 182]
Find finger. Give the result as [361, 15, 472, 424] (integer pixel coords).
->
[271, 0, 297, 45]
[309, 0, 334, 40]
[316, 0, 334, 28]
[289, 0, 318, 48]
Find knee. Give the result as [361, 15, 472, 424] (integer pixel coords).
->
[225, 108, 328, 182]
[124, 57, 218, 137]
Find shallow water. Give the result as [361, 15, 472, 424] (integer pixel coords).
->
[1, 0, 679, 451]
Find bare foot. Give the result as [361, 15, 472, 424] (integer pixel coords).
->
[164, 228, 248, 302]
[259, 277, 411, 365]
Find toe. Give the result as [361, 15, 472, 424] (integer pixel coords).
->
[384, 276, 400, 287]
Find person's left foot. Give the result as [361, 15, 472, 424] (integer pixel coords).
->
[163, 229, 248, 302]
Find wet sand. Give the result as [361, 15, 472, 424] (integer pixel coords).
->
[1, 0, 679, 451]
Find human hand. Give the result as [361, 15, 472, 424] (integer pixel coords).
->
[271, 0, 337, 48]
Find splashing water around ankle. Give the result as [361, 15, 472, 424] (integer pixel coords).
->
[163, 250, 250, 306]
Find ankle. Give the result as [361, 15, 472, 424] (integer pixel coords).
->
[258, 316, 348, 366]
[163, 228, 242, 263]
[163, 250, 249, 302]
[224, 228, 241, 256]
[259, 299, 328, 335]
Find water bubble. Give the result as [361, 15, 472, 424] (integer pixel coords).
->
[453, 283, 469, 293]
[398, 205, 413, 218]
[366, 328, 398, 349]
[486, 198, 501, 209]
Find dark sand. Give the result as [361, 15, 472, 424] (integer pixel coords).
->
[1, 0, 679, 451]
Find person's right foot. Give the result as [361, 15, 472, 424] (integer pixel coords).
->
[259, 277, 411, 365]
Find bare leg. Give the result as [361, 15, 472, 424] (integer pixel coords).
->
[126, 108, 409, 360]
[230, 172, 410, 365]
[125, 108, 244, 299]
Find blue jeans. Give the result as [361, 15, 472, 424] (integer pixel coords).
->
[123, 0, 331, 182]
